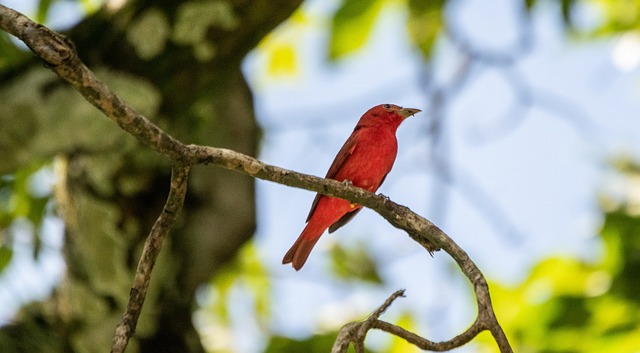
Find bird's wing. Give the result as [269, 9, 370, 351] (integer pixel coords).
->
[327, 207, 361, 233]
[305, 129, 360, 223]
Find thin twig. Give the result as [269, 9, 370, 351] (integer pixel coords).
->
[110, 165, 190, 353]
[331, 290, 405, 353]
[332, 290, 485, 353]
[370, 289, 405, 319]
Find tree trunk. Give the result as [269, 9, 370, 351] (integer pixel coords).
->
[0, 1, 302, 352]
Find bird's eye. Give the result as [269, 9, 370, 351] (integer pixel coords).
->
[383, 104, 391, 109]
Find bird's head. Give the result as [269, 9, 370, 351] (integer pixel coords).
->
[357, 104, 422, 129]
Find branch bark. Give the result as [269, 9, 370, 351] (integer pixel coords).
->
[0, 5, 512, 353]
[111, 165, 190, 353]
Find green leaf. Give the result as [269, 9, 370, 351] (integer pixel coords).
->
[205, 241, 272, 324]
[571, 0, 640, 37]
[329, 242, 382, 284]
[525, 0, 537, 12]
[237, 242, 271, 320]
[36, 0, 55, 23]
[208, 266, 236, 323]
[329, 0, 386, 60]
[0, 245, 13, 272]
[265, 333, 373, 353]
[407, 0, 446, 58]
[0, 161, 52, 260]
[0, 34, 29, 71]
[599, 208, 640, 301]
[267, 43, 298, 77]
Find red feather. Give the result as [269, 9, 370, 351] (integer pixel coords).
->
[282, 104, 421, 270]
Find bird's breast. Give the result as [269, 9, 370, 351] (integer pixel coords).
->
[334, 128, 398, 192]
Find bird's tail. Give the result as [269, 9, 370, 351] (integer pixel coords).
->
[282, 221, 324, 271]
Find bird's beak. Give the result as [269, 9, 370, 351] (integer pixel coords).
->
[398, 107, 421, 119]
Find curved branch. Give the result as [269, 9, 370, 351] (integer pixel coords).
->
[332, 290, 485, 352]
[0, 5, 512, 353]
[372, 318, 482, 351]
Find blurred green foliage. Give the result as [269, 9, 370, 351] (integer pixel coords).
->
[585, 0, 640, 36]
[0, 161, 52, 269]
[407, 0, 446, 58]
[330, 0, 387, 60]
[329, 241, 383, 284]
[329, 0, 447, 60]
[477, 163, 640, 353]
[386, 312, 420, 353]
[262, 314, 419, 353]
[204, 242, 271, 327]
[35, 0, 55, 23]
[264, 332, 370, 353]
[0, 0, 100, 72]
[0, 245, 12, 272]
[0, 34, 29, 72]
[327, 0, 640, 62]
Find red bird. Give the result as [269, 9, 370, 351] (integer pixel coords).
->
[282, 104, 421, 270]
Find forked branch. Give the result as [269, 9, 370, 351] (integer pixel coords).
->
[332, 290, 484, 353]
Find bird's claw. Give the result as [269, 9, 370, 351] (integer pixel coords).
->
[342, 180, 353, 187]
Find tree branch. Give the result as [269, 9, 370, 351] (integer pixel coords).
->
[111, 164, 190, 353]
[331, 289, 405, 353]
[0, 5, 189, 163]
[333, 289, 485, 352]
[0, 5, 512, 353]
